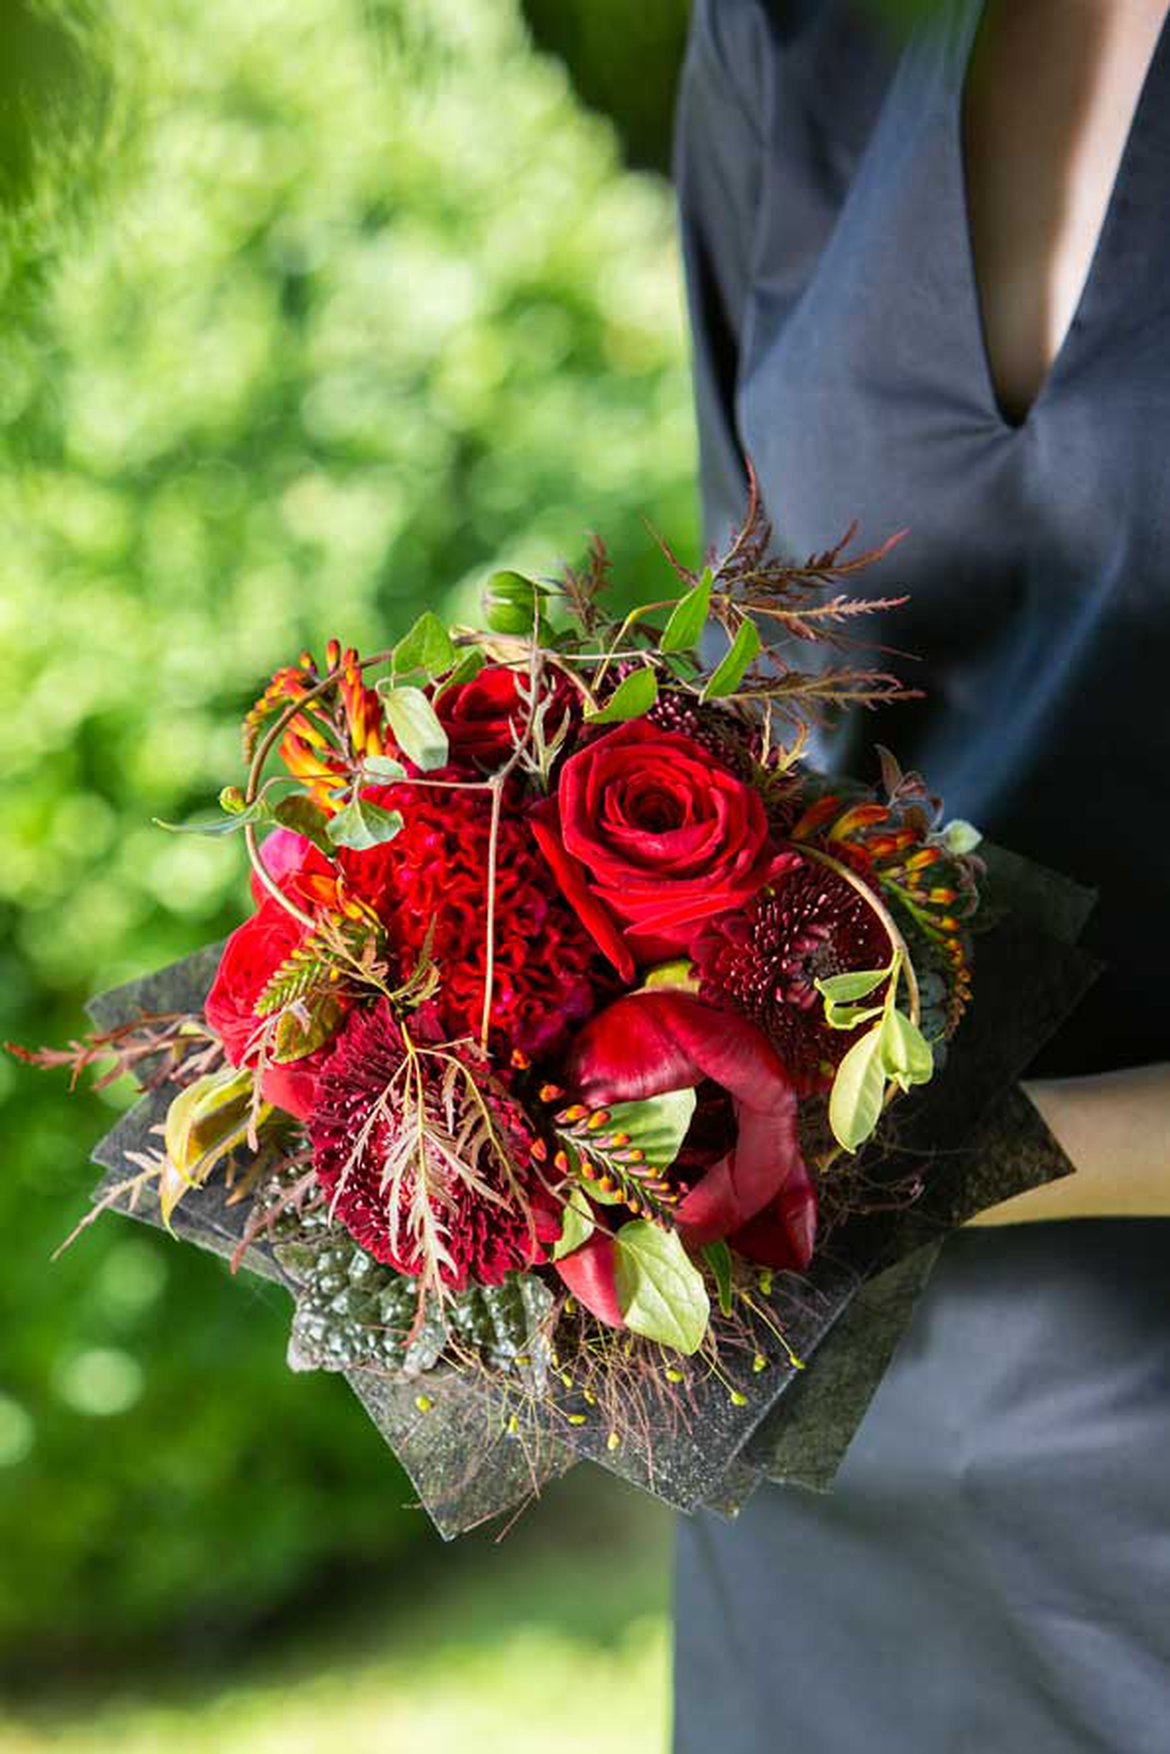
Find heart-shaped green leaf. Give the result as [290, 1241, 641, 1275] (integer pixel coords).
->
[613, 1221, 710, 1354]
[393, 610, 457, 678]
[700, 617, 761, 700]
[585, 667, 658, 724]
[815, 966, 891, 1005]
[552, 1187, 596, 1261]
[660, 568, 712, 653]
[381, 686, 449, 772]
[828, 1025, 887, 1152]
[878, 1006, 935, 1092]
[326, 799, 405, 850]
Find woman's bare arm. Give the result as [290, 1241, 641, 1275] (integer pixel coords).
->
[967, 1061, 1170, 1225]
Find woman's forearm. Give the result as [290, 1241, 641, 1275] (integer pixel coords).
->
[967, 1061, 1170, 1225]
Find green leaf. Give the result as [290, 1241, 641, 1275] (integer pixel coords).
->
[432, 646, 485, 700]
[483, 569, 547, 636]
[823, 1001, 888, 1032]
[381, 686, 449, 772]
[702, 1239, 734, 1318]
[326, 799, 405, 851]
[272, 993, 345, 1064]
[155, 798, 270, 836]
[878, 1007, 935, 1093]
[161, 1066, 260, 1225]
[361, 752, 408, 781]
[814, 966, 891, 1005]
[660, 568, 712, 653]
[640, 959, 700, 993]
[585, 667, 658, 724]
[942, 817, 983, 856]
[828, 1025, 887, 1153]
[613, 1221, 710, 1354]
[700, 617, 761, 701]
[599, 1087, 697, 1171]
[271, 793, 333, 853]
[552, 1187, 596, 1261]
[393, 610, 457, 678]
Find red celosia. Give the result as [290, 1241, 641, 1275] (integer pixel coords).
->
[693, 856, 893, 1094]
[339, 782, 604, 1060]
[309, 999, 555, 1289]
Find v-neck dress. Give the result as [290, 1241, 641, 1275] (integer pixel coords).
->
[671, 2, 1170, 1749]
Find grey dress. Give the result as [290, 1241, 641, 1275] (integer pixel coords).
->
[671, 2, 1170, 1749]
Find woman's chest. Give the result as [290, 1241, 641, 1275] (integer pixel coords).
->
[961, 0, 1170, 429]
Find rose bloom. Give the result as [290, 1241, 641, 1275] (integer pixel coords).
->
[435, 664, 574, 774]
[530, 721, 789, 980]
[206, 831, 338, 1121]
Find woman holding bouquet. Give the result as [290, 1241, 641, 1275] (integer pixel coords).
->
[672, 0, 1170, 1747]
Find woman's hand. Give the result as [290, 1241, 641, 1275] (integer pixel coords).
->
[967, 1061, 1170, 1225]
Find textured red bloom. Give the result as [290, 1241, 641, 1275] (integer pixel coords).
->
[339, 782, 604, 1059]
[309, 999, 555, 1288]
[694, 856, 893, 1094]
[531, 721, 788, 981]
[205, 895, 334, 1121]
[553, 989, 816, 1327]
[435, 665, 575, 774]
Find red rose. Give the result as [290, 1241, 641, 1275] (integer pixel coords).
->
[207, 899, 303, 1065]
[205, 895, 334, 1122]
[552, 990, 816, 1327]
[531, 721, 788, 980]
[435, 665, 574, 773]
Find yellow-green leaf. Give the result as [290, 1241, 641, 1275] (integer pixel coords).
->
[393, 610, 457, 677]
[700, 617, 761, 701]
[613, 1221, 710, 1354]
[660, 568, 712, 653]
[382, 685, 449, 772]
[879, 1006, 935, 1092]
[161, 1067, 262, 1225]
[552, 1187, 595, 1261]
[585, 668, 657, 724]
[827, 1025, 887, 1153]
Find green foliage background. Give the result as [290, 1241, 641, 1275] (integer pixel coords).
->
[0, 0, 697, 1670]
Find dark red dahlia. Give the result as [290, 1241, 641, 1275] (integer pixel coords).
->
[338, 782, 605, 1059]
[309, 1000, 554, 1290]
[693, 856, 893, 1094]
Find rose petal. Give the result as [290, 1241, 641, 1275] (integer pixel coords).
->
[530, 796, 635, 980]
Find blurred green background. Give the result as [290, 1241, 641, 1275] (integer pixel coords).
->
[0, 0, 692, 1743]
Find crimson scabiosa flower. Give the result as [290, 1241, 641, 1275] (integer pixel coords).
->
[309, 999, 556, 1290]
[551, 989, 816, 1327]
[693, 855, 893, 1095]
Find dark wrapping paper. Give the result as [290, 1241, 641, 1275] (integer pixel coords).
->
[85, 843, 1097, 1537]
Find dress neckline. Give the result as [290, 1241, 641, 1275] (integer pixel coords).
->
[945, 0, 1170, 437]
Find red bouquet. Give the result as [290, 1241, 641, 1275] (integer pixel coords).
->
[17, 487, 1089, 1532]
